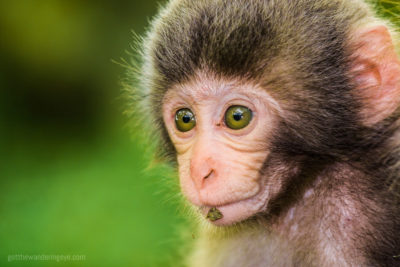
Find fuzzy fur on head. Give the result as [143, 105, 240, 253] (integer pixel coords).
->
[127, 0, 397, 161]
[125, 0, 400, 194]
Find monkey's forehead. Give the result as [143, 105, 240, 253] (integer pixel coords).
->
[164, 72, 249, 99]
[161, 72, 283, 115]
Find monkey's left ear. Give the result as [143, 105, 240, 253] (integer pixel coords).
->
[352, 25, 400, 125]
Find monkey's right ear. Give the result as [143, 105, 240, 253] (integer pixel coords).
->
[352, 25, 400, 126]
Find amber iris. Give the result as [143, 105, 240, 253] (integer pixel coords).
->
[224, 105, 252, 130]
[175, 108, 196, 132]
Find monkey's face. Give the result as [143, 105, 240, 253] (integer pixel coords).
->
[163, 74, 281, 225]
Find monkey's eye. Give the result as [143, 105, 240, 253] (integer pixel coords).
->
[224, 105, 252, 130]
[175, 108, 196, 132]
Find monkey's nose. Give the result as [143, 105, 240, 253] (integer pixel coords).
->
[196, 169, 215, 189]
[191, 165, 216, 191]
[204, 170, 213, 179]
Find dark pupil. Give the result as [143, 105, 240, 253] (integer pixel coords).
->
[182, 114, 191, 123]
[233, 112, 242, 121]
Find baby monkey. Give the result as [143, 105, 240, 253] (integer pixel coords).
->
[129, 0, 400, 266]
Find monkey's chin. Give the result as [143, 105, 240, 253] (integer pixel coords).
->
[200, 198, 265, 226]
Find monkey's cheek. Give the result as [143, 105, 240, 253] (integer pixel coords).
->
[180, 177, 203, 207]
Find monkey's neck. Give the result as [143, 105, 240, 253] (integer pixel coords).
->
[270, 161, 372, 266]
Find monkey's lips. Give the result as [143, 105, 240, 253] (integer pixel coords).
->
[199, 192, 268, 226]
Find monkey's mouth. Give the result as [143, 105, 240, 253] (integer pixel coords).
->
[200, 194, 267, 226]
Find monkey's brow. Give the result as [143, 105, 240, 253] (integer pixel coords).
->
[165, 81, 282, 114]
[179, 83, 229, 99]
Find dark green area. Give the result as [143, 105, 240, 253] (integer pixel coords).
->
[0, 1, 186, 266]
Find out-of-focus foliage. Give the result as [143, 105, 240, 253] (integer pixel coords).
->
[0, 0, 398, 266]
[378, 0, 400, 22]
[0, 1, 186, 266]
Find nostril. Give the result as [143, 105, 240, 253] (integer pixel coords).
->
[204, 170, 213, 179]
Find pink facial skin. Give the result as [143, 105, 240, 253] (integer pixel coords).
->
[162, 73, 282, 225]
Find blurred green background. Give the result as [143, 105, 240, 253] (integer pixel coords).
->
[0, 1, 398, 267]
[0, 1, 186, 266]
